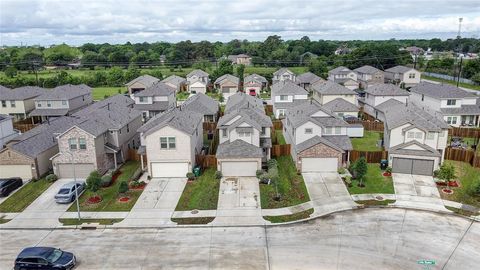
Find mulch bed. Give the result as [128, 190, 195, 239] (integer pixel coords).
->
[382, 172, 392, 177]
[442, 188, 454, 194]
[129, 183, 146, 190]
[118, 196, 130, 203]
[111, 170, 122, 185]
[436, 181, 460, 187]
[87, 196, 102, 204]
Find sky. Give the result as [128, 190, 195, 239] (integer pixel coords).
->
[0, 0, 479, 46]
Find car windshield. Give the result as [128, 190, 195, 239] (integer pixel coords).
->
[58, 188, 70, 195]
[46, 249, 63, 263]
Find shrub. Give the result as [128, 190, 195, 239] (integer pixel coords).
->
[46, 174, 58, 183]
[385, 167, 392, 174]
[344, 176, 352, 187]
[267, 159, 278, 169]
[186, 172, 195, 180]
[130, 180, 140, 188]
[31, 176, 38, 182]
[100, 175, 112, 187]
[86, 171, 102, 192]
[256, 170, 264, 179]
[215, 171, 223, 179]
[433, 169, 440, 178]
[118, 181, 129, 194]
[337, 167, 346, 174]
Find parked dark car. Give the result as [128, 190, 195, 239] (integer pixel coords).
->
[14, 247, 76, 270]
[0, 177, 23, 197]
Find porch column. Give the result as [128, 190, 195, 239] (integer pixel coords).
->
[347, 151, 350, 166]
[140, 154, 144, 171]
[114, 152, 117, 170]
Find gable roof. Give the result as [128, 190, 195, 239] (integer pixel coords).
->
[312, 80, 356, 95]
[187, 69, 209, 78]
[224, 92, 264, 113]
[323, 98, 359, 112]
[214, 74, 240, 85]
[374, 98, 405, 113]
[364, 84, 410, 96]
[1, 86, 46, 100]
[296, 72, 323, 85]
[286, 100, 349, 128]
[273, 68, 294, 76]
[162, 75, 186, 87]
[384, 102, 449, 132]
[244, 74, 268, 84]
[329, 66, 353, 75]
[389, 140, 441, 157]
[134, 81, 175, 97]
[125, 75, 160, 87]
[296, 135, 344, 153]
[271, 80, 308, 96]
[35, 84, 91, 100]
[409, 81, 477, 99]
[354, 65, 382, 75]
[216, 139, 263, 159]
[181, 93, 219, 116]
[385, 65, 416, 74]
[138, 108, 203, 137]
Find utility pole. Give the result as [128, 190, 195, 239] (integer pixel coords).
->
[413, 54, 418, 69]
[457, 57, 463, 88]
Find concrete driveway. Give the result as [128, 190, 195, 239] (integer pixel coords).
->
[302, 172, 350, 200]
[393, 173, 440, 198]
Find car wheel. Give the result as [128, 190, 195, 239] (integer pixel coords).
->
[71, 195, 76, 203]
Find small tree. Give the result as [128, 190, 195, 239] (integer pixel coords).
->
[355, 157, 368, 187]
[438, 163, 456, 188]
[118, 181, 129, 194]
[86, 171, 102, 193]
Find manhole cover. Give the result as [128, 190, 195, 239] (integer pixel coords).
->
[191, 209, 199, 214]
[375, 196, 385, 201]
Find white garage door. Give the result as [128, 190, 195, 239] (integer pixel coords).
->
[57, 163, 95, 178]
[151, 162, 189, 178]
[0, 165, 32, 180]
[302, 158, 338, 172]
[221, 161, 257, 177]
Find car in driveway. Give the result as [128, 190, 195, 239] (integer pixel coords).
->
[54, 181, 86, 204]
[0, 177, 23, 197]
[14, 247, 76, 270]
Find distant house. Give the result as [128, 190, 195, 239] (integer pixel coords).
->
[29, 84, 93, 122]
[138, 108, 203, 177]
[133, 82, 177, 122]
[227, 54, 252, 66]
[271, 80, 309, 119]
[409, 82, 480, 127]
[186, 69, 210, 94]
[0, 114, 19, 147]
[214, 74, 240, 100]
[272, 68, 296, 84]
[384, 65, 421, 87]
[353, 65, 384, 89]
[0, 86, 46, 121]
[328, 66, 359, 90]
[181, 93, 219, 123]
[126, 75, 160, 96]
[162, 75, 187, 93]
[296, 72, 324, 91]
[323, 98, 359, 118]
[360, 84, 410, 121]
[243, 73, 268, 96]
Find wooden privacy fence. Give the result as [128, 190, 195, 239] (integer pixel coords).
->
[271, 144, 291, 157]
[196, 155, 217, 168]
[265, 105, 273, 116]
[13, 123, 38, 133]
[127, 149, 142, 161]
[272, 120, 283, 130]
[346, 119, 384, 132]
[444, 146, 480, 168]
[203, 122, 217, 133]
[449, 127, 480, 138]
[349, 150, 388, 163]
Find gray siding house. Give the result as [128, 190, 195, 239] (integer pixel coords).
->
[0, 86, 46, 121]
[133, 81, 177, 121]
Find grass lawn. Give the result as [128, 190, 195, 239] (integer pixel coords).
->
[355, 199, 396, 206]
[351, 131, 383, 151]
[260, 92, 271, 99]
[0, 218, 11, 224]
[175, 168, 220, 211]
[441, 161, 480, 208]
[264, 208, 314, 223]
[68, 161, 142, 212]
[59, 218, 123, 226]
[0, 178, 53, 213]
[92, 87, 125, 100]
[206, 91, 221, 100]
[274, 130, 286, 145]
[176, 91, 190, 100]
[347, 164, 394, 194]
[422, 75, 480, 91]
[445, 206, 479, 217]
[260, 156, 310, 209]
[171, 217, 215, 225]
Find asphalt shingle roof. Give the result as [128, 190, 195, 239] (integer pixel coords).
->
[354, 65, 382, 75]
[187, 69, 209, 78]
[134, 81, 175, 97]
[410, 82, 477, 99]
[0, 86, 46, 100]
[364, 84, 410, 96]
[286, 100, 349, 128]
[384, 102, 449, 132]
[181, 93, 219, 116]
[296, 72, 323, 84]
[216, 139, 263, 159]
[244, 74, 268, 84]
[385, 65, 415, 74]
[322, 98, 359, 112]
[272, 80, 308, 96]
[134, 102, 172, 112]
[34, 84, 91, 100]
[214, 74, 240, 85]
[224, 92, 264, 113]
[273, 68, 294, 76]
[138, 108, 203, 136]
[312, 80, 356, 95]
[389, 140, 441, 157]
[125, 75, 160, 87]
[329, 66, 353, 75]
[162, 75, 186, 87]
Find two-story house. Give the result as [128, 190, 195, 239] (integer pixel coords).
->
[360, 84, 410, 121]
[0, 114, 19, 148]
[186, 69, 210, 94]
[296, 72, 324, 91]
[162, 75, 187, 93]
[126, 75, 160, 96]
[51, 99, 143, 178]
[216, 93, 273, 177]
[227, 54, 252, 65]
[384, 65, 421, 87]
[312, 80, 359, 118]
[383, 102, 449, 176]
[353, 65, 384, 89]
[137, 108, 203, 178]
[30, 84, 93, 122]
[409, 82, 480, 127]
[283, 101, 354, 172]
[181, 93, 219, 123]
[271, 80, 308, 119]
[243, 73, 268, 96]
[133, 81, 176, 122]
[272, 68, 296, 84]
[0, 86, 46, 121]
[328, 66, 359, 90]
[0, 95, 135, 180]
[214, 74, 240, 100]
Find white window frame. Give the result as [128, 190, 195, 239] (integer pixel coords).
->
[427, 132, 435, 140]
[222, 129, 227, 138]
[69, 138, 77, 150]
[47, 101, 52, 107]
[446, 99, 457, 106]
[325, 127, 333, 135]
[10, 100, 15, 107]
[415, 132, 423, 139]
[160, 137, 176, 150]
[279, 95, 288, 101]
[305, 128, 313, 134]
[79, 138, 87, 150]
[335, 127, 342, 134]
[407, 132, 414, 139]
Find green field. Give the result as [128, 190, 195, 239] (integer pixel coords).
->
[351, 131, 383, 151]
[92, 87, 126, 100]
[0, 178, 53, 213]
[422, 75, 480, 91]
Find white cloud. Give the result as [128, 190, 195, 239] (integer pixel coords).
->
[0, 0, 479, 45]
